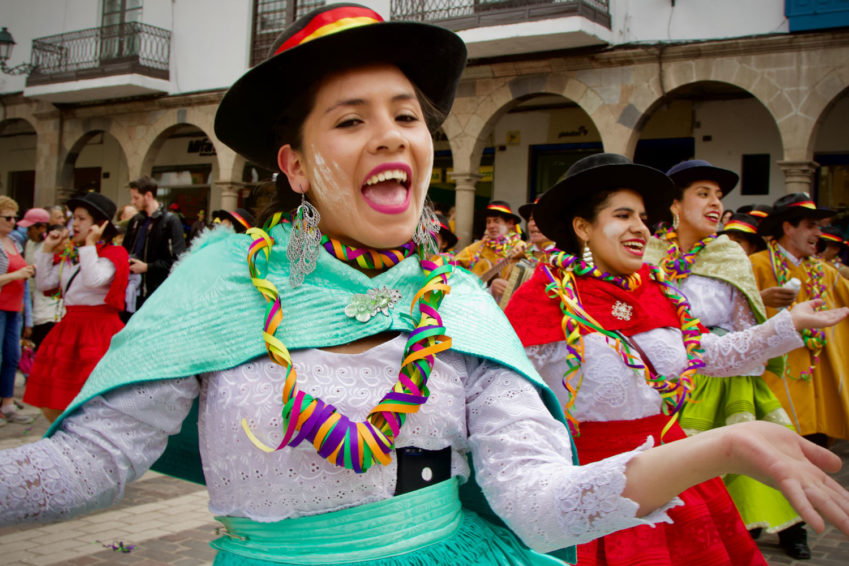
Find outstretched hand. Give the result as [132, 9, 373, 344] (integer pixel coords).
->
[723, 421, 849, 535]
[789, 299, 849, 331]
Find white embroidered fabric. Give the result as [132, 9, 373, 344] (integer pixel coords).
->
[528, 309, 802, 421]
[34, 246, 116, 306]
[0, 334, 678, 551]
[677, 275, 757, 333]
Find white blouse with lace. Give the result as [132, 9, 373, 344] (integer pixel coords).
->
[526, 309, 803, 422]
[34, 246, 116, 306]
[0, 334, 679, 553]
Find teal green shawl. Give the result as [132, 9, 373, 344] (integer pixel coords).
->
[46, 224, 576, 562]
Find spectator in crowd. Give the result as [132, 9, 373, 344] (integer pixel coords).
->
[122, 176, 187, 313]
[17, 208, 63, 350]
[0, 196, 35, 424]
[818, 225, 849, 279]
[48, 205, 68, 230]
[23, 193, 129, 422]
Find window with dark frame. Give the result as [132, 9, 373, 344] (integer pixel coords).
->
[741, 154, 771, 195]
[250, 1, 326, 67]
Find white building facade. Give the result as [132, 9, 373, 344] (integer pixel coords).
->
[1, 0, 847, 245]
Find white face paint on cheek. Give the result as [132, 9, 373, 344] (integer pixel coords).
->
[602, 218, 621, 241]
[310, 149, 346, 209]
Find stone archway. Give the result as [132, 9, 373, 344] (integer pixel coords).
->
[0, 118, 38, 209]
[57, 130, 130, 207]
[811, 85, 849, 210]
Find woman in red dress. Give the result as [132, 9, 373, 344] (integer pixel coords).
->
[24, 193, 128, 422]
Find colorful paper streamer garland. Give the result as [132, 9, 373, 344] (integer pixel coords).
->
[768, 238, 825, 381]
[241, 214, 453, 473]
[544, 251, 704, 438]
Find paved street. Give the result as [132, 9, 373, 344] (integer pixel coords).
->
[2, 372, 849, 565]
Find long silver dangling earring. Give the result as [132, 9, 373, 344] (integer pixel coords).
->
[582, 242, 594, 267]
[413, 205, 439, 257]
[672, 212, 680, 231]
[287, 192, 321, 287]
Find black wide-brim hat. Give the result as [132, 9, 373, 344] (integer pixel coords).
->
[435, 213, 457, 249]
[534, 153, 675, 250]
[484, 201, 522, 225]
[757, 193, 833, 236]
[67, 192, 119, 240]
[518, 198, 540, 223]
[719, 212, 765, 247]
[214, 3, 467, 173]
[666, 159, 739, 198]
[220, 208, 256, 234]
[820, 225, 848, 248]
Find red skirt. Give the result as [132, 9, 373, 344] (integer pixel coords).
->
[574, 414, 767, 566]
[23, 304, 124, 411]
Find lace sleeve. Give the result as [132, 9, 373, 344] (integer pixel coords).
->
[729, 286, 758, 332]
[701, 309, 803, 377]
[0, 377, 199, 526]
[465, 359, 680, 552]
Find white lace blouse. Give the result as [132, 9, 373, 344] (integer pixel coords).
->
[0, 334, 678, 553]
[527, 309, 803, 422]
[34, 246, 116, 306]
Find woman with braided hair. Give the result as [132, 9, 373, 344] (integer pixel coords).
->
[505, 152, 848, 566]
[2, 6, 849, 566]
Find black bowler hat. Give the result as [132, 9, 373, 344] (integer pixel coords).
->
[534, 153, 674, 250]
[66, 192, 119, 241]
[435, 213, 457, 249]
[214, 3, 467, 173]
[484, 201, 522, 225]
[757, 193, 833, 237]
[213, 208, 256, 234]
[719, 212, 767, 253]
[820, 225, 847, 248]
[666, 159, 739, 198]
[518, 197, 540, 223]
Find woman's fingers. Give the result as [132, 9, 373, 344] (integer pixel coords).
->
[779, 476, 825, 532]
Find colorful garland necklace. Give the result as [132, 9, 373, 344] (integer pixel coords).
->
[768, 239, 825, 380]
[241, 212, 454, 473]
[659, 230, 718, 281]
[469, 231, 522, 268]
[543, 250, 704, 438]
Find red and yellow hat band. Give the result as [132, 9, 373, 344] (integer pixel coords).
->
[230, 211, 252, 231]
[820, 232, 843, 244]
[274, 6, 383, 55]
[749, 209, 768, 218]
[723, 220, 757, 234]
[788, 200, 817, 210]
[487, 204, 514, 215]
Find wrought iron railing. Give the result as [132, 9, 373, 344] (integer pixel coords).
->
[391, 0, 610, 30]
[27, 22, 170, 86]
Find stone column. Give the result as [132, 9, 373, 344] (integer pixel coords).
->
[777, 160, 819, 196]
[215, 181, 245, 211]
[448, 172, 481, 249]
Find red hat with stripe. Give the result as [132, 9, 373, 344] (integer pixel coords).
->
[214, 3, 467, 173]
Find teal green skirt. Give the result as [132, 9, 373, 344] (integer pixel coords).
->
[211, 478, 567, 565]
[679, 373, 801, 532]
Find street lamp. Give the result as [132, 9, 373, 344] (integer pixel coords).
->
[0, 27, 37, 76]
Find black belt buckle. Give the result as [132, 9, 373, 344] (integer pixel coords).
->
[394, 446, 451, 496]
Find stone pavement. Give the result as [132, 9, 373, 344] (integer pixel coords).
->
[2, 372, 849, 565]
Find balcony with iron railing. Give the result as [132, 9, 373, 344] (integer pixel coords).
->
[391, 0, 611, 59]
[23, 22, 171, 103]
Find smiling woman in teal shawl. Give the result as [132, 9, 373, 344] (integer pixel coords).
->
[2, 6, 849, 566]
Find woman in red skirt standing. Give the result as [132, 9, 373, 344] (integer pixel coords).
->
[24, 193, 128, 422]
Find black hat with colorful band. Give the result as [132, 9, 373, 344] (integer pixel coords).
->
[820, 225, 847, 248]
[757, 193, 833, 236]
[435, 213, 458, 249]
[214, 3, 467, 172]
[518, 197, 540, 223]
[484, 201, 522, 225]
